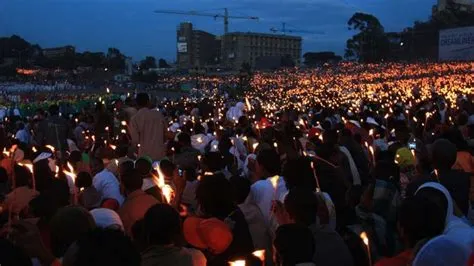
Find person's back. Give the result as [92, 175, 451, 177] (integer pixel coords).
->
[129, 93, 165, 161]
[285, 187, 353, 266]
[37, 105, 70, 151]
[140, 204, 206, 266]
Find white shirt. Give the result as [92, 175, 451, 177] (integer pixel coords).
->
[93, 169, 124, 206]
[247, 176, 287, 226]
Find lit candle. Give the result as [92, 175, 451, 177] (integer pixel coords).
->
[360, 232, 372, 266]
[311, 162, 321, 192]
[252, 250, 265, 262]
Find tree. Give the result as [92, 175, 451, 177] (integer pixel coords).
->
[139, 56, 157, 70]
[106, 47, 126, 71]
[345, 12, 390, 62]
[76, 52, 106, 69]
[158, 58, 170, 68]
[303, 52, 342, 66]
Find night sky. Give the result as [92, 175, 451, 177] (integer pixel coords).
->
[0, 0, 435, 61]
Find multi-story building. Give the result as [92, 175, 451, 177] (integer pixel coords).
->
[176, 23, 220, 69]
[221, 32, 302, 69]
[42, 45, 75, 58]
[433, 0, 474, 14]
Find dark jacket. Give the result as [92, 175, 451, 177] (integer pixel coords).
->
[438, 169, 471, 216]
[36, 115, 71, 151]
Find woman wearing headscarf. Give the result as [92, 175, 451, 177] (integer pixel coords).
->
[415, 182, 474, 254]
[412, 235, 469, 266]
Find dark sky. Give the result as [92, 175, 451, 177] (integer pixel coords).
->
[1, 0, 435, 61]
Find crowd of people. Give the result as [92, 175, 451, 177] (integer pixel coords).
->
[0, 61, 474, 266]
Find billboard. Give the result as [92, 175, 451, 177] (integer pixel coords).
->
[177, 42, 188, 53]
[439, 26, 474, 61]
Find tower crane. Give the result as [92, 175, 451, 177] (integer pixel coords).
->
[154, 8, 259, 34]
[270, 22, 324, 35]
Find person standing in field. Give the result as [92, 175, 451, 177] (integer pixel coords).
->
[129, 93, 166, 161]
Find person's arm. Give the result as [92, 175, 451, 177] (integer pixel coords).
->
[128, 117, 139, 145]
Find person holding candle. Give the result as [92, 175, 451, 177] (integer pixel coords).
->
[281, 187, 353, 266]
[118, 168, 158, 236]
[273, 224, 316, 266]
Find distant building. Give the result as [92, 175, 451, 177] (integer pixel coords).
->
[42, 46, 75, 58]
[221, 32, 302, 70]
[176, 23, 220, 69]
[433, 0, 474, 14]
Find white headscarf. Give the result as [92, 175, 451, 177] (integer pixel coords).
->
[90, 208, 124, 231]
[415, 182, 474, 254]
[412, 235, 469, 266]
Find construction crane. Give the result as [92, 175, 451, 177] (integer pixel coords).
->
[154, 8, 259, 34]
[270, 22, 324, 35]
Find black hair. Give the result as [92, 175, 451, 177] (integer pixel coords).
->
[203, 152, 224, 172]
[48, 105, 60, 116]
[159, 159, 176, 178]
[229, 176, 251, 204]
[282, 157, 316, 191]
[76, 172, 93, 188]
[196, 174, 236, 219]
[73, 228, 140, 266]
[136, 93, 150, 108]
[177, 132, 191, 146]
[0, 238, 32, 266]
[431, 139, 457, 170]
[69, 150, 82, 164]
[284, 187, 318, 226]
[121, 168, 143, 193]
[14, 164, 32, 188]
[274, 224, 315, 266]
[256, 148, 281, 177]
[398, 195, 445, 248]
[415, 187, 448, 224]
[135, 158, 152, 179]
[143, 204, 181, 246]
[50, 206, 96, 258]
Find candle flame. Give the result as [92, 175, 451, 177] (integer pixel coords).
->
[45, 145, 55, 152]
[121, 121, 127, 126]
[360, 231, 369, 246]
[18, 163, 33, 174]
[252, 250, 265, 262]
[369, 129, 374, 136]
[245, 97, 251, 111]
[154, 163, 174, 204]
[32, 146, 37, 153]
[229, 260, 246, 266]
[109, 144, 117, 150]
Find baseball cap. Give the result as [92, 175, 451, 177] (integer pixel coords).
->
[183, 217, 233, 255]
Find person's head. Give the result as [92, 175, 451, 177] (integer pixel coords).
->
[33, 157, 54, 193]
[0, 238, 32, 266]
[274, 224, 315, 266]
[177, 132, 192, 147]
[68, 150, 82, 165]
[282, 157, 316, 191]
[76, 172, 93, 188]
[121, 168, 143, 194]
[229, 176, 251, 204]
[159, 159, 176, 178]
[13, 165, 32, 188]
[143, 204, 181, 246]
[415, 182, 452, 225]
[196, 174, 235, 218]
[65, 228, 140, 266]
[284, 187, 318, 226]
[398, 195, 444, 248]
[431, 139, 457, 170]
[89, 208, 124, 231]
[90, 157, 104, 176]
[256, 148, 281, 178]
[48, 104, 60, 116]
[16, 122, 25, 130]
[50, 206, 96, 258]
[135, 157, 152, 179]
[136, 93, 150, 108]
[202, 152, 224, 172]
